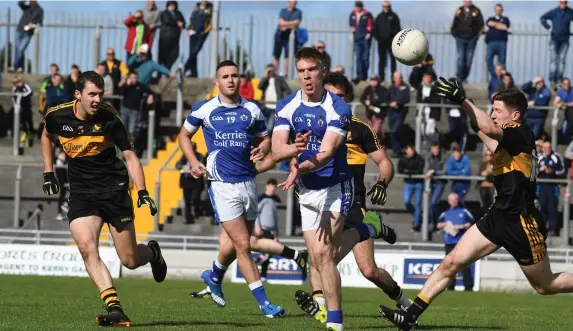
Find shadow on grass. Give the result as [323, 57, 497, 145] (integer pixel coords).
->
[133, 321, 263, 328]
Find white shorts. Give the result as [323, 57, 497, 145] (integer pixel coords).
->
[298, 178, 354, 232]
[207, 179, 258, 223]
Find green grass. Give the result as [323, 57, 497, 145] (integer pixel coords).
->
[0, 275, 571, 330]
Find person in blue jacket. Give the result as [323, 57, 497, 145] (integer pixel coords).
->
[445, 143, 471, 202]
[521, 77, 552, 139]
[436, 192, 474, 291]
[540, 1, 573, 86]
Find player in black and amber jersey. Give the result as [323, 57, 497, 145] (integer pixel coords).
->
[41, 71, 167, 327]
[295, 72, 414, 325]
[381, 81, 573, 331]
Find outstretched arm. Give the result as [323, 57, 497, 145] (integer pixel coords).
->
[298, 131, 345, 174]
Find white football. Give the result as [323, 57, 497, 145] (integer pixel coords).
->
[391, 28, 429, 66]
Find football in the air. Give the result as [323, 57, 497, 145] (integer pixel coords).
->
[391, 28, 429, 66]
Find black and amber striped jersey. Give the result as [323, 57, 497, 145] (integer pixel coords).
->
[492, 123, 537, 213]
[44, 100, 134, 194]
[346, 116, 384, 204]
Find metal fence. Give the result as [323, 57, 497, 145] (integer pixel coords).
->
[0, 6, 568, 83]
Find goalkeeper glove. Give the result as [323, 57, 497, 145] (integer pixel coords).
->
[367, 181, 388, 206]
[436, 76, 466, 105]
[137, 189, 158, 216]
[42, 172, 60, 196]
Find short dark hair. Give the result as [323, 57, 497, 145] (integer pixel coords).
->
[267, 178, 278, 186]
[405, 144, 415, 151]
[128, 70, 138, 76]
[495, 3, 503, 9]
[77, 71, 104, 92]
[492, 88, 528, 120]
[71, 64, 80, 71]
[216, 60, 238, 73]
[50, 63, 59, 70]
[295, 47, 324, 69]
[323, 72, 354, 101]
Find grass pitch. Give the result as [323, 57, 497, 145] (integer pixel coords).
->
[1, 275, 571, 330]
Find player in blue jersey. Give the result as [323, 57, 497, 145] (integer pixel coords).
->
[271, 47, 386, 331]
[178, 60, 284, 318]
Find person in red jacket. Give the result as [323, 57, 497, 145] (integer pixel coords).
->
[239, 74, 254, 100]
[124, 10, 154, 62]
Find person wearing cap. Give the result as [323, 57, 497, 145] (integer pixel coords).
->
[127, 44, 175, 85]
[521, 76, 552, 139]
[360, 75, 387, 136]
[124, 10, 154, 62]
[445, 143, 471, 202]
[158, 1, 185, 71]
[349, 1, 374, 83]
[258, 63, 291, 132]
[373, 1, 401, 82]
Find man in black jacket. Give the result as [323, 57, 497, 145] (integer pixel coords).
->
[159, 1, 185, 71]
[373, 1, 401, 82]
[314, 41, 331, 72]
[450, 0, 484, 82]
[408, 53, 437, 89]
[9, 1, 43, 73]
[118, 71, 154, 137]
[485, 4, 510, 79]
[417, 72, 441, 144]
[360, 75, 387, 137]
[398, 144, 425, 232]
[387, 72, 410, 157]
[258, 64, 291, 132]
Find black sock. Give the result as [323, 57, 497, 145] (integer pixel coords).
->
[280, 246, 297, 260]
[100, 287, 123, 313]
[384, 281, 402, 301]
[407, 295, 430, 322]
[148, 243, 159, 263]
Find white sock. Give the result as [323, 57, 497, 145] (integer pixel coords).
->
[214, 260, 228, 270]
[397, 294, 411, 308]
[366, 224, 377, 237]
[293, 250, 299, 260]
[326, 322, 343, 330]
[248, 279, 263, 290]
[314, 296, 326, 307]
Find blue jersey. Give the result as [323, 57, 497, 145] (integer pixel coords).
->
[183, 96, 267, 183]
[274, 90, 352, 190]
[437, 206, 474, 245]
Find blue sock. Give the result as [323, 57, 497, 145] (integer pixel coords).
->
[354, 223, 371, 241]
[249, 280, 270, 306]
[209, 260, 227, 285]
[327, 310, 343, 324]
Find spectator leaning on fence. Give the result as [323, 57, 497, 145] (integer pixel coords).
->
[553, 77, 573, 141]
[537, 141, 565, 236]
[446, 143, 471, 202]
[450, 0, 484, 82]
[258, 63, 291, 132]
[128, 44, 175, 85]
[273, 1, 302, 76]
[387, 72, 410, 157]
[436, 192, 474, 291]
[521, 76, 552, 139]
[349, 1, 374, 83]
[485, 3, 510, 79]
[9, 1, 43, 73]
[184, 1, 213, 78]
[314, 41, 331, 72]
[398, 144, 425, 232]
[373, 1, 401, 82]
[158, 1, 185, 71]
[124, 10, 153, 62]
[360, 75, 387, 137]
[540, 1, 573, 87]
[425, 142, 447, 228]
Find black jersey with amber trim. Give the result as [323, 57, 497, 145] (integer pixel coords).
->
[492, 123, 538, 213]
[346, 116, 384, 204]
[44, 101, 134, 193]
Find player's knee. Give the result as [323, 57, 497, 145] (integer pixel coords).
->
[249, 236, 259, 249]
[439, 254, 460, 277]
[311, 244, 335, 267]
[120, 254, 139, 270]
[233, 238, 251, 254]
[359, 264, 378, 281]
[533, 283, 556, 295]
[76, 242, 99, 262]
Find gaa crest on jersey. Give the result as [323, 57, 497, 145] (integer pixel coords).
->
[317, 116, 325, 127]
[240, 114, 248, 121]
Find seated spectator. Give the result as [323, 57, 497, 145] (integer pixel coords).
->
[436, 192, 474, 291]
[522, 76, 552, 139]
[398, 144, 425, 232]
[360, 75, 387, 137]
[446, 143, 471, 202]
[478, 150, 494, 216]
[44, 74, 71, 109]
[553, 77, 573, 141]
[417, 72, 441, 145]
[258, 64, 291, 131]
[425, 142, 447, 228]
[494, 71, 514, 94]
[118, 71, 154, 137]
[127, 44, 175, 85]
[387, 72, 411, 157]
[177, 143, 206, 224]
[488, 64, 504, 103]
[239, 74, 254, 100]
[314, 40, 332, 71]
[65, 64, 81, 97]
[332, 65, 345, 75]
[409, 53, 437, 89]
